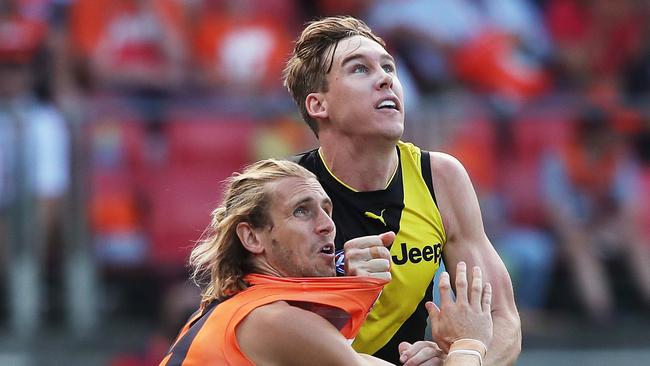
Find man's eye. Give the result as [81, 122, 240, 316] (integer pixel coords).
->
[353, 64, 368, 73]
[383, 64, 395, 73]
[294, 207, 309, 216]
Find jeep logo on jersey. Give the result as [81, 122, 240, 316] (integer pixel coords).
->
[335, 249, 346, 275]
[391, 242, 442, 265]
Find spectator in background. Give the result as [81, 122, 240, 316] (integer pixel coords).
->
[68, 0, 187, 154]
[622, 2, 650, 99]
[443, 114, 556, 333]
[73, 0, 187, 96]
[0, 0, 69, 247]
[542, 106, 650, 323]
[545, 0, 645, 94]
[629, 113, 650, 260]
[365, 0, 551, 103]
[484, 176, 556, 331]
[0, 0, 70, 321]
[190, 0, 296, 96]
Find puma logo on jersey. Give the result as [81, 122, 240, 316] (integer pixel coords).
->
[364, 209, 387, 226]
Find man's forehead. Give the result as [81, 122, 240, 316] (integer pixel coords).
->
[333, 35, 391, 62]
[268, 176, 328, 201]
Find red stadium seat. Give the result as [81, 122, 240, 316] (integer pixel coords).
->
[511, 114, 573, 162]
[166, 118, 254, 166]
[145, 165, 227, 266]
[635, 168, 650, 240]
[144, 118, 254, 267]
[501, 158, 547, 226]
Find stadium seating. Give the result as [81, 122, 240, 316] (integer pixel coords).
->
[144, 117, 254, 267]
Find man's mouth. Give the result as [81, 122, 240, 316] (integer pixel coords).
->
[320, 244, 335, 255]
[376, 97, 399, 110]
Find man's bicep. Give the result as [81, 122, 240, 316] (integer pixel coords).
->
[444, 234, 514, 302]
[237, 302, 366, 366]
[430, 153, 514, 304]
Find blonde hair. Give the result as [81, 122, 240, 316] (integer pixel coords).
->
[283, 16, 386, 137]
[189, 159, 316, 303]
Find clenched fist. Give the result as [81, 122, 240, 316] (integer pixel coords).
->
[343, 231, 394, 281]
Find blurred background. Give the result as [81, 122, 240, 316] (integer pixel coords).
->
[0, 0, 649, 365]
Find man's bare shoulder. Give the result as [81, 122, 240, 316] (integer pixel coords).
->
[242, 300, 305, 329]
[426, 151, 477, 236]
[428, 151, 468, 183]
[239, 300, 345, 342]
[238, 301, 363, 365]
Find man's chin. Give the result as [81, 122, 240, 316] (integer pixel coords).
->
[375, 123, 404, 142]
[313, 268, 337, 278]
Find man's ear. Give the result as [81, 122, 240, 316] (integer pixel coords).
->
[306, 92, 328, 120]
[236, 222, 264, 254]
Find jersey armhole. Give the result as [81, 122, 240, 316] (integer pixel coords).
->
[420, 150, 438, 206]
[165, 297, 226, 365]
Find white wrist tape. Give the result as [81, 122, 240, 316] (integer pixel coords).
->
[452, 338, 488, 355]
[447, 349, 483, 366]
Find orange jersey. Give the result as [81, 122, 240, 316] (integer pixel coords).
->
[159, 274, 386, 365]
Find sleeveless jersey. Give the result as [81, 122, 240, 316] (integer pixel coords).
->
[295, 141, 447, 362]
[159, 274, 387, 366]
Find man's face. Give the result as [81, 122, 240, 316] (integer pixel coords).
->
[259, 176, 336, 277]
[319, 35, 405, 140]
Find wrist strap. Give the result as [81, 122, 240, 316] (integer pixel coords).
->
[447, 349, 483, 366]
[450, 338, 487, 358]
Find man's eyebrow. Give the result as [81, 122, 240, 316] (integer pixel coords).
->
[382, 53, 396, 64]
[291, 196, 314, 208]
[340, 53, 365, 67]
[340, 52, 396, 67]
[293, 197, 313, 206]
[291, 196, 332, 210]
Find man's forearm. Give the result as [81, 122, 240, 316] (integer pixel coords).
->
[445, 353, 482, 366]
[484, 312, 521, 366]
[359, 353, 393, 365]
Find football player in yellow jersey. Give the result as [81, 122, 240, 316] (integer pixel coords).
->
[284, 16, 520, 365]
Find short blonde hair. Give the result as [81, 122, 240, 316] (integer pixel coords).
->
[283, 16, 386, 137]
[189, 159, 316, 303]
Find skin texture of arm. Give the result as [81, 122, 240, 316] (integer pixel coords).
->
[237, 301, 392, 366]
[430, 152, 521, 366]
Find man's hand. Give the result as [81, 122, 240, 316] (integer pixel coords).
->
[427, 262, 493, 353]
[398, 340, 445, 366]
[344, 231, 394, 281]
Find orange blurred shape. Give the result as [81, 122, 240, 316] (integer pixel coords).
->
[453, 31, 550, 102]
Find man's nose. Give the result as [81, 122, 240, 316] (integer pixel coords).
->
[317, 210, 335, 235]
[376, 70, 393, 90]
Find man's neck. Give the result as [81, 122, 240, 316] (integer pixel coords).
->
[254, 261, 283, 278]
[318, 136, 398, 191]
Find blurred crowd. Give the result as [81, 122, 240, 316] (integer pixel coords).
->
[1, 0, 650, 363]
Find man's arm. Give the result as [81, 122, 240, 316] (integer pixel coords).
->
[237, 301, 392, 366]
[400, 262, 492, 366]
[430, 152, 521, 366]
